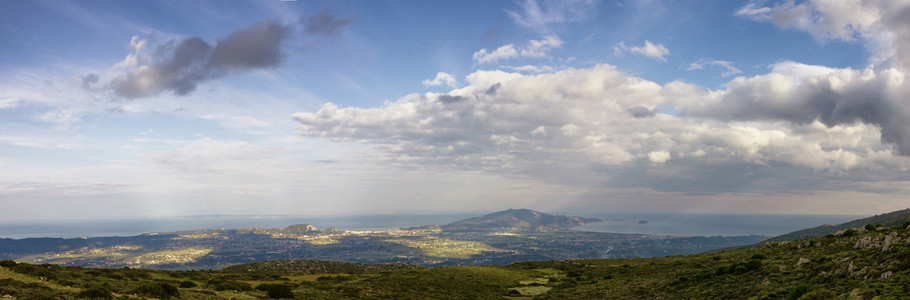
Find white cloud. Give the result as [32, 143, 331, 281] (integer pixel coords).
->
[507, 0, 596, 32]
[521, 36, 563, 58]
[685, 59, 743, 77]
[614, 40, 669, 62]
[473, 36, 563, 64]
[145, 137, 284, 173]
[473, 44, 519, 64]
[504, 65, 557, 73]
[422, 72, 457, 87]
[648, 151, 671, 164]
[201, 114, 272, 129]
[37, 109, 83, 129]
[0, 98, 20, 109]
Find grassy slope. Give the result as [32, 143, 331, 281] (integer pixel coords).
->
[3, 222, 910, 299]
[222, 260, 418, 274]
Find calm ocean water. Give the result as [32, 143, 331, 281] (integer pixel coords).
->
[0, 213, 865, 239]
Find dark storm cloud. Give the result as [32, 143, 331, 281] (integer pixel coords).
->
[80, 73, 99, 90]
[438, 94, 466, 104]
[485, 83, 502, 95]
[626, 106, 656, 118]
[110, 21, 290, 99]
[208, 21, 288, 70]
[303, 10, 353, 36]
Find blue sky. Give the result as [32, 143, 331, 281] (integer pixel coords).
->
[2, 0, 910, 221]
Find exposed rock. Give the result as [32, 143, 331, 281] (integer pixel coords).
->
[855, 236, 879, 249]
[881, 271, 893, 280]
[882, 232, 898, 252]
[796, 257, 811, 267]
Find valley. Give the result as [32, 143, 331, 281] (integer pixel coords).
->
[0, 209, 764, 270]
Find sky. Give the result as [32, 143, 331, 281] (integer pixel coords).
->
[2, 0, 910, 221]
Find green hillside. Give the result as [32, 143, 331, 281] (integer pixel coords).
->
[763, 209, 910, 243]
[4, 218, 910, 299]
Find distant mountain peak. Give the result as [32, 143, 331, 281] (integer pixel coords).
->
[441, 209, 600, 232]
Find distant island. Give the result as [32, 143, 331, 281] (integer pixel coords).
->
[441, 208, 601, 232]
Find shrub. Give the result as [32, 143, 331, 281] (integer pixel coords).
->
[212, 281, 252, 292]
[797, 289, 837, 300]
[865, 224, 878, 231]
[0, 260, 16, 268]
[265, 284, 295, 299]
[131, 282, 180, 299]
[179, 280, 197, 288]
[77, 286, 113, 299]
[788, 285, 812, 300]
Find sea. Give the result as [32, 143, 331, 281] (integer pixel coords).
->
[0, 213, 864, 239]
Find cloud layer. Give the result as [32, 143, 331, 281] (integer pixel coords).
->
[294, 62, 910, 193]
[293, 0, 910, 195]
